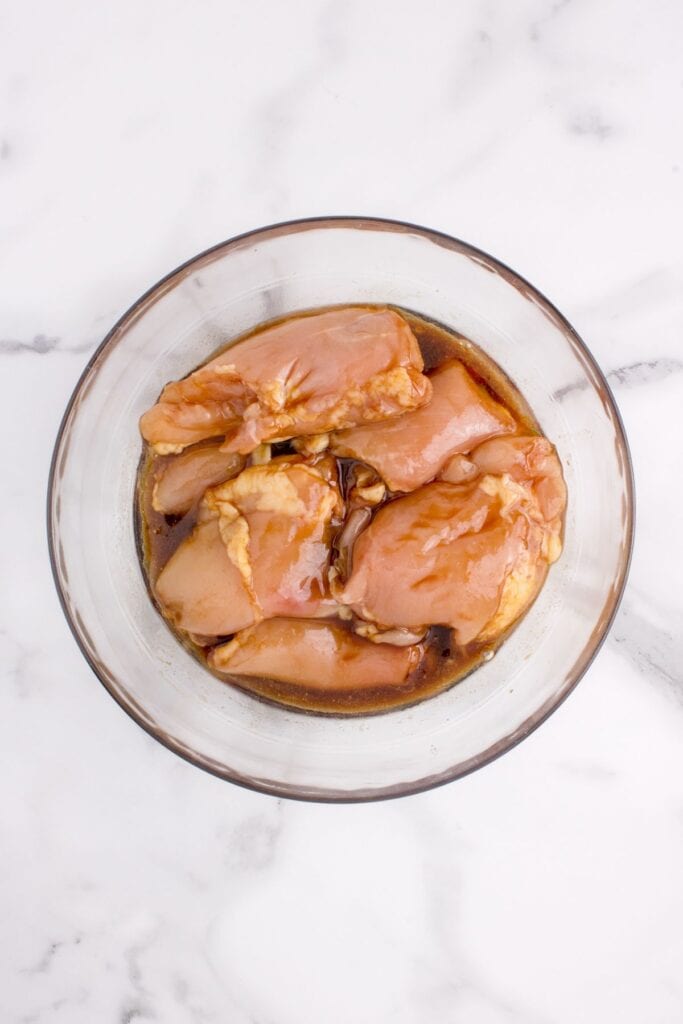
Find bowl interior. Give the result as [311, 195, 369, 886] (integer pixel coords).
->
[49, 218, 633, 800]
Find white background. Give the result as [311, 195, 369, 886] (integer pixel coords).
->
[2, 1, 683, 1021]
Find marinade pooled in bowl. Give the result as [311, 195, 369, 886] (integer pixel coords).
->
[136, 305, 567, 715]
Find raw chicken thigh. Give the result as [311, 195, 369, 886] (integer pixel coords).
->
[340, 451, 565, 645]
[331, 360, 514, 492]
[465, 434, 566, 554]
[140, 307, 431, 455]
[152, 443, 245, 515]
[154, 514, 255, 637]
[155, 456, 342, 636]
[210, 619, 422, 690]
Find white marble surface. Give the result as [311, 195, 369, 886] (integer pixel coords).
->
[2, 0, 683, 1020]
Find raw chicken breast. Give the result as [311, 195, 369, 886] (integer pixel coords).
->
[340, 474, 554, 645]
[152, 443, 245, 515]
[331, 360, 515, 492]
[209, 619, 422, 690]
[140, 307, 431, 455]
[154, 456, 342, 636]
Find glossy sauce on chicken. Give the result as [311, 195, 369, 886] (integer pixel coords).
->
[136, 306, 564, 714]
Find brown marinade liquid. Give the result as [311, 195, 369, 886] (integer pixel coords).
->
[136, 306, 541, 716]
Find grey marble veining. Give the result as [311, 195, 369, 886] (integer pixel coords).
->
[2, 0, 683, 1022]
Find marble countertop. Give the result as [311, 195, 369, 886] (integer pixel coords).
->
[2, 1, 682, 1021]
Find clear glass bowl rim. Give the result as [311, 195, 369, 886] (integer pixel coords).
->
[46, 215, 636, 802]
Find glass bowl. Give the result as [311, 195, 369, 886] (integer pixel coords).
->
[48, 217, 634, 801]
